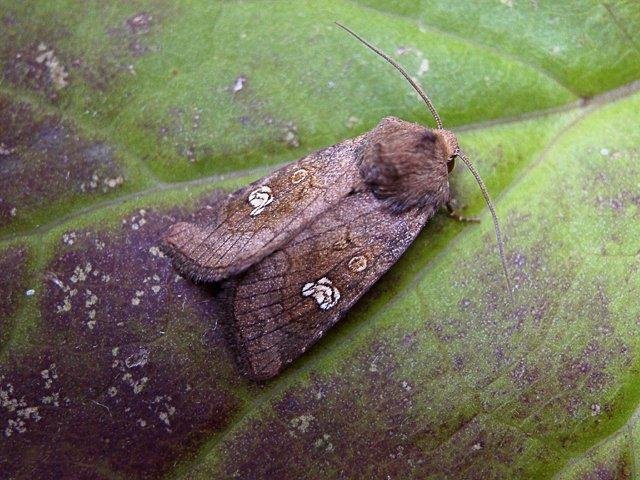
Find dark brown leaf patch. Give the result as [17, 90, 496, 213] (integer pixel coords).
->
[0, 198, 245, 478]
[446, 207, 635, 453]
[427, 416, 531, 480]
[213, 341, 429, 480]
[2, 38, 70, 100]
[586, 148, 640, 216]
[0, 94, 125, 231]
[0, 4, 74, 100]
[208, 332, 539, 480]
[108, 11, 158, 58]
[0, 5, 165, 96]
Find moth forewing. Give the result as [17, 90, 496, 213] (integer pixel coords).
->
[231, 187, 435, 380]
[161, 136, 363, 282]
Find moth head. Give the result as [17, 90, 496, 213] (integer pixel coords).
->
[360, 118, 454, 213]
[337, 22, 514, 299]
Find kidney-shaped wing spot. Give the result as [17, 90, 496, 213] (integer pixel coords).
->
[162, 138, 365, 282]
[302, 277, 341, 310]
[247, 185, 274, 216]
[230, 190, 437, 380]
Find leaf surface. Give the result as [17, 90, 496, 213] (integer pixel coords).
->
[1, 1, 639, 479]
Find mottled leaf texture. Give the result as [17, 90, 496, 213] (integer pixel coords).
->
[3, 1, 640, 479]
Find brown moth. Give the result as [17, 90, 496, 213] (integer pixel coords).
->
[161, 24, 511, 380]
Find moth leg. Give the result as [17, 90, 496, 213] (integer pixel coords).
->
[445, 201, 480, 223]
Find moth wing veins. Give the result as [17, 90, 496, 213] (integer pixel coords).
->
[230, 190, 435, 380]
[161, 138, 363, 283]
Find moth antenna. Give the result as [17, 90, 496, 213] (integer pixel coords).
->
[336, 23, 512, 301]
[335, 22, 443, 129]
[456, 150, 513, 301]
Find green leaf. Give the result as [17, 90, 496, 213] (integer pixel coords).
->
[1, 1, 639, 479]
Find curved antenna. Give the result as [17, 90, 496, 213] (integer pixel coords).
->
[335, 22, 443, 129]
[456, 150, 513, 299]
[336, 22, 512, 301]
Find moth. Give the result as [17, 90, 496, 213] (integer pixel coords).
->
[161, 24, 511, 380]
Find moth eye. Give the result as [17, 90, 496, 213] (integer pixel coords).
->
[447, 157, 455, 173]
[291, 168, 309, 184]
[248, 185, 274, 216]
[301, 276, 341, 310]
[348, 255, 367, 272]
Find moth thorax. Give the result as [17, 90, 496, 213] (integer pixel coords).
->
[434, 129, 458, 159]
